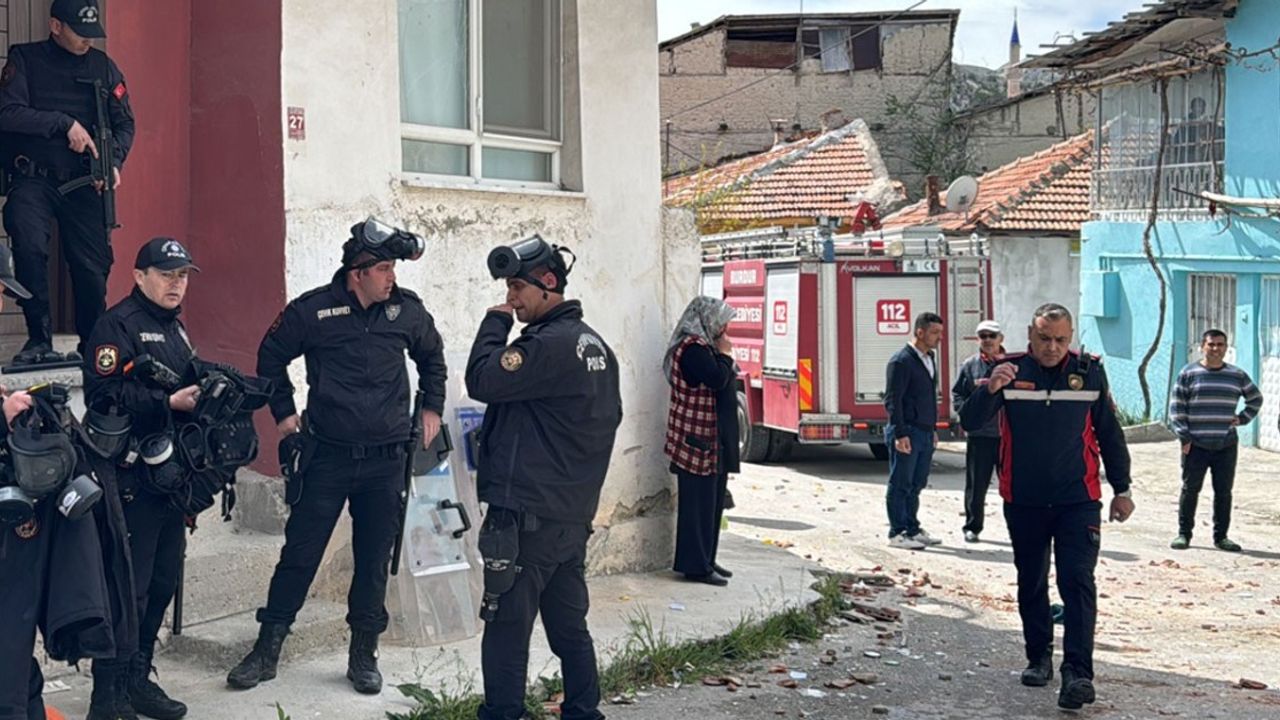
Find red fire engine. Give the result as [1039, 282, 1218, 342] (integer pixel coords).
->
[698, 225, 991, 462]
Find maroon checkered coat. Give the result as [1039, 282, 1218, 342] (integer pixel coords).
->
[665, 336, 720, 476]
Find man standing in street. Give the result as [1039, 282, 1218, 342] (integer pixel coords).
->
[1168, 329, 1262, 552]
[0, 0, 135, 365]
[961, 303, 1134, 711]
[952, 319, 1005, 543]
[228, 218, 446, 696]
[467, 235, 622, 720]
[883, 312, 944, 550]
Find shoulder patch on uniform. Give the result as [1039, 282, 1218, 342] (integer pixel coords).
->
[14, 518, 38, 539]
[500, 348, 525, 372]
[1068, 373, 1085, 391]
[385, 304, 401, 322]
[113, 81, 127, 101]
[267, 311, 284, 334]
[95, 345, 119, 376]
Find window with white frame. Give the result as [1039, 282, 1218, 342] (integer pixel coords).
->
[398, 0, 562, 186]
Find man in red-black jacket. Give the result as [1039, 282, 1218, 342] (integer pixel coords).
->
[960, 303, 1135, 711]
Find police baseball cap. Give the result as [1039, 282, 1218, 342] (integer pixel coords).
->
[135, 237, 200, 272]
[976, 319, 1002, 334]
[51, 0, 106, 39]
[0, 244, 32, 300]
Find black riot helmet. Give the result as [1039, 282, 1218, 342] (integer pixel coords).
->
[7, 412, 77, 499]
[83, 404, 132, 461]
[486, 234, 575, 294]
[341, 217, 425, 270]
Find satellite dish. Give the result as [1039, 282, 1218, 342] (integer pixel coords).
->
[945, 175, 980, 215]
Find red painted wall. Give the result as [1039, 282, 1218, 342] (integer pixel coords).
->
[105, 1, 192, 303]
[187, 0, 286, 472]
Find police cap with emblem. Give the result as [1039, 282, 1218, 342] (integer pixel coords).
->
[135, 236, 200, 272]
[51, 0, 106, 39]
[0, 244, 32, 300]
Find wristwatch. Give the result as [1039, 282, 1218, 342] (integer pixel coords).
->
[1116, 490, 1132, 499]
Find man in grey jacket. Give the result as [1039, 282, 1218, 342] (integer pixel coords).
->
[952, 319, 1005, 542]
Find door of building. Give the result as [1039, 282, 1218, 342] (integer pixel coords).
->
[1258, 277, 1280, 451]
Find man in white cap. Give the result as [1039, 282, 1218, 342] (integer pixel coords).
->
[951, 319, 1005, 542]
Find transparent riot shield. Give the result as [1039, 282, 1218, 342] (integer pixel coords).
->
[386, 408, 485, 645]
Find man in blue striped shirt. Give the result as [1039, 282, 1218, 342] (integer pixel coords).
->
[1168, 329, 1263, 552]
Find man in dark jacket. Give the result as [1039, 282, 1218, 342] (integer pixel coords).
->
[467, 236, 622, 720]
[0, 0, 135, 364]
[228, 219, 446, 695]
[951, 319, 1005, 543]
[83, 236, 202, 720]
[883, 312, 944, 550]
[960, 303, 1134, 711]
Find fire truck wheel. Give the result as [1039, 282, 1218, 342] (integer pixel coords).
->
[738, 391, 770, 463]
[765, 430, 794, 462]
[869, 443, 891, 461]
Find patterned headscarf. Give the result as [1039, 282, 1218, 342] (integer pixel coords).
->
[663, 296, 737, 386]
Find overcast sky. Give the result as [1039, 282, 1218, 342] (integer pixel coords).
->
[657, 0, 1150, 69]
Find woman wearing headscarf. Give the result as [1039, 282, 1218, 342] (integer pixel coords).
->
[664, 296, 739, 586]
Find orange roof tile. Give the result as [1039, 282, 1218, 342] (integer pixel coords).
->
[662, 120, 905, 232]
[881, 131, 1094, 235]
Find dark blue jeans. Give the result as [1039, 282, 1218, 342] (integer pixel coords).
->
[885, 425, 934, 538]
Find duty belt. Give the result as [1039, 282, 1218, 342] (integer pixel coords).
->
[313, 437, 405, 461]
[11, 156, 79, 184]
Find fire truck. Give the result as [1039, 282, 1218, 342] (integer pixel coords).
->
[698, 224, 991, 462]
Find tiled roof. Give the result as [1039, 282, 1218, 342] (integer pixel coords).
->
[662, 120, 906, 233]
[880, 131, 1094, 235]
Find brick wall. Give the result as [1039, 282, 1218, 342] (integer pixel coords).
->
[961, 88, 1097, 173]
[659, 19, 955, 194]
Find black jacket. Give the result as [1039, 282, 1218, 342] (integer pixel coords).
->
[258, 272, 447, 445]
[466, 301, 622, 524]
[951, 350, 1004, 438]
[884, 344, 938, 439]
[960, 351, 1131, 506]
[0, 40, 135, 173]
[84, 287, 196, 439]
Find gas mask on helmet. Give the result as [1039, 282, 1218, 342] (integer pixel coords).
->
[341, 217, 425, 270]
[486, 235, 575, 296]
[3, 385, 103, 523]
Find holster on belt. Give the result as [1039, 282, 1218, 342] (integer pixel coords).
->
[478, 508, 522, 622]
[280, 413, 316, 506]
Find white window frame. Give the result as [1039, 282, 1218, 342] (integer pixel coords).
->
[399, 0, 563, 190]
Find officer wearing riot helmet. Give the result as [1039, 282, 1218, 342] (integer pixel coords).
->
[2, 241, 131, 720]
[0, 0, 135, 366]
[228, 217, 446, 695]
[82, 237, 201, 720]
[0, 245, 42, 720]
[467, 236, 622, 720]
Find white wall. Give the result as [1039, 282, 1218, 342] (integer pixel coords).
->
[280, 0, 680, 584]
[990, 235, 1080, 338]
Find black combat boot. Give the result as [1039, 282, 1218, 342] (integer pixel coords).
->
[1020, 649, 1054, 687]
[346, 630, 383, 695]
[129, 652, 188, 719]
[1058, 665, 1097, 710]
[11, 338, 52, 366]
[227, 623, 289, 689]
[87, 661, 139, 720]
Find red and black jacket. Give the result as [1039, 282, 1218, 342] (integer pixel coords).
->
[959, 350, 1131, 506]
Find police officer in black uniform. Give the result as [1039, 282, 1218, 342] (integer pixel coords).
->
[0, 0, 135, 365]
[0, 245, 42, 720]
[960, 303, 1135, 712]
[83, 237, 202, 720]
[228, 218, 446, 695]
[467, 236, 622, 720]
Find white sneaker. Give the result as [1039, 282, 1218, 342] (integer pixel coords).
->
[912, 530, 943, 546]
[964, 530, 980, 543]
[890, 534, 926, 550]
